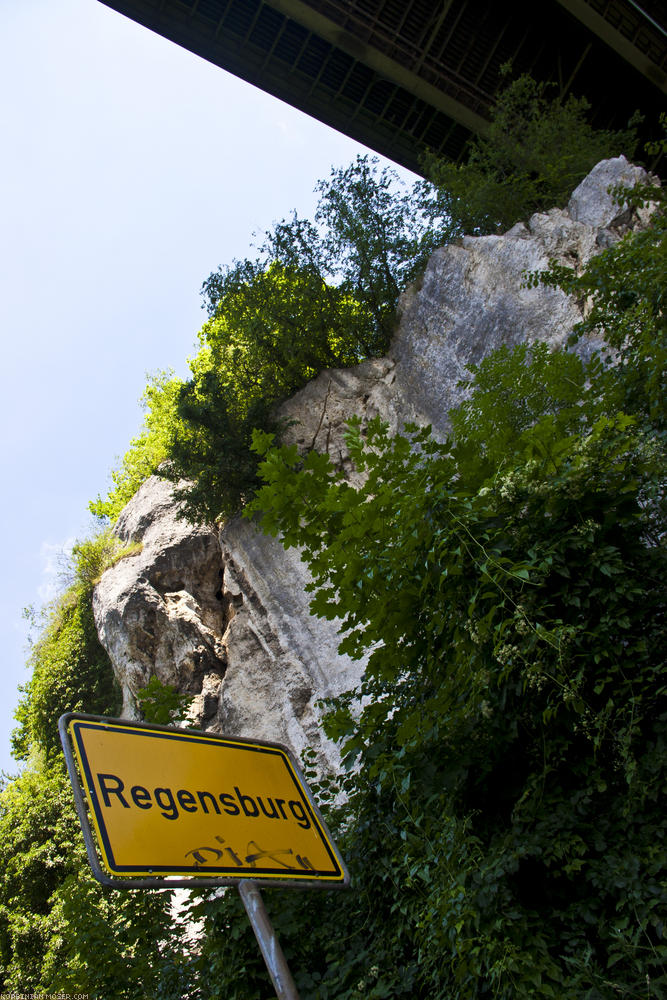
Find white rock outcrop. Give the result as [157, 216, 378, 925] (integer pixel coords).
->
[93, 477, 225, 722]
[92, 157, 655, 767]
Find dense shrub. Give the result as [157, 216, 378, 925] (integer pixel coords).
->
[8, 81, 662, 999]
[233, 171, 666, 998]
[419, 72, 640, 236]
[3, 536, 194, 997]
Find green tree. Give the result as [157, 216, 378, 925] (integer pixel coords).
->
[94, 156, 442, 527]
[93, 85, 636, 530]
[244, 408, 665, 999]
[202, 155, 443, 353]
[167, 156, 444, 524]
[0, 749, 191, 997]
[164, 261, 376, 522]
[12, 532, 126, 760]
[235, 175, 666, 998]
[4, 534, 195, 997]
[420, 72, 640, 236]
[90, 371, 184, 523]
[530, 172, 666, 430]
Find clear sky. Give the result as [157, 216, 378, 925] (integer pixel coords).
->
[0, 0, 417, 775]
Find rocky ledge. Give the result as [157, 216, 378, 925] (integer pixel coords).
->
[93, 157, 655, 770]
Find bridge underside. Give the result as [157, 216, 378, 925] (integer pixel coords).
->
[99, 0, 666, 175]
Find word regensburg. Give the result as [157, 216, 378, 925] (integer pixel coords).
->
[96, 773, 312, 828]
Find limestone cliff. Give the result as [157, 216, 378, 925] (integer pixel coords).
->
[92, 157, 654, 770]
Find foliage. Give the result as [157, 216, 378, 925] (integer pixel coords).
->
[528, 167, 666, 430]
[136, 675, 195, 727]
[170, 156, 445, 523]
[0, 749, 191, 997]
[202, 156, 443, 349]
[448, 341, 589, 487]
[9, 89, 663, 999]
[190, 763, 427, 1000]
[93, 156, 444, 525]
[166, 261, 375, 522]
[11, 594, 116, 760]
[90, 371, 184, 522]
[5, 532, 196, 995]
[0, 751, 77, 989]
[229, 183, 667, 997]
[12, 532, 126, 760]
[420, 72, 640, 236]
[242, 420, 665, 996]
[92, 83, 637, 526]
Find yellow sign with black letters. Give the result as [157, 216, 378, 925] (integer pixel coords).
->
[60, 713, 348, 887]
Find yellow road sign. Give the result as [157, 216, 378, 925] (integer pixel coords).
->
[60, 713, 348, 888]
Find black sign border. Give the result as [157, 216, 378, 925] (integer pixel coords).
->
[59, 712, 350, 890]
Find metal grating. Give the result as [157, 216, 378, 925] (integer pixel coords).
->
[273, 19, 310, 63]
[102, 0, 667, 174]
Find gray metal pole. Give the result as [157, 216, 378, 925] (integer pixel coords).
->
[238, 880, 301, 1000]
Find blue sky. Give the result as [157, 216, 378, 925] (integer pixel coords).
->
[0, 0, 416, 775]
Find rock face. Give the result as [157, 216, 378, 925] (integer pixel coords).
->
[278, 156, 653, 459]
[94, 478, 225, 723]
[93, 475, 362, 771]
[92, 157, 654, 767]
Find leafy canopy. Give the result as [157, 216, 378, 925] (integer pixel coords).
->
[234, 172, 666, 998]
[12, 532, 127, 760]
[10, 83, 662, 999]
[0, 749, 191, 998]
[530, 171, 666, 430]
[90, 79, 639, 528]
[4, 533, 196, 997]
[167, 260, 378, 522]
[90, 371, 184, 523]
[93, 156, 446, 525]
[420, 71, 640, 236]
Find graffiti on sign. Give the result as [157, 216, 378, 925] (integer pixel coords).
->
[59, 713, 348, 888]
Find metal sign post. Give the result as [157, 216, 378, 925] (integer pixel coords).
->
[238, 880, 301, 1000]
